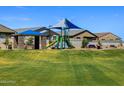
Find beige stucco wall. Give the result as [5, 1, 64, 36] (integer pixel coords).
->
[0, 37, 13, 49]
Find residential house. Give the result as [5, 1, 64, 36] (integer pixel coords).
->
[57, 30, 122, 48]
[57, 29, 98, 48]
[0, 24, 15, 49]
[95, 32, 122, 48]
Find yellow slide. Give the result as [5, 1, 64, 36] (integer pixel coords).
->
[46, 41, 57, 48]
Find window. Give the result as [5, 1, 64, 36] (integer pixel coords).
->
[52, 35, 57, 40]
[76, 37, 81, 39]
[116, 38, 120, 40]
[0, 33, 6, 38]
[110, 39, 113, 41]
[101, 39, 105, 40]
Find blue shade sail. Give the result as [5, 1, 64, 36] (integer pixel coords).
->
[52, 18, 81, 29]
[18, 30, 46, 36]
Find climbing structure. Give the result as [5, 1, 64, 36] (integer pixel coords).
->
[47, 18, 81, 49]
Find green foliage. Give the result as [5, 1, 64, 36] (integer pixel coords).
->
[0, 49, 124, 85]
[26, 37, 33, 45]
[4, 37, 9, 45]
[3, 36, 9, 48]
[120, 40, 123, 47]
[98, 40, 102, 46]
[81, 38, 89, 48]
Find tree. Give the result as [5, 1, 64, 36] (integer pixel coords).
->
[97, 40, 102, 49]
[98, 40, 102, 46]
[26, 37, 33, 45]
[4, 36, 9, 49]
[81, 38, 89, 48]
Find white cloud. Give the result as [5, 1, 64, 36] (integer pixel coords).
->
[15, 6, 27, 9]
[20, 18, 32, 21]
[0, 16, 32, 21]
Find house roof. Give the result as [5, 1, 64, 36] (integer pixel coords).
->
[95, 32, 111, 37]
[52, 18, 81, 29]
[57, 29, 97, 37]
[94, 32, 121, 39]
[14, 26, 59, 36]
[56, 29, 84, 36]
[14, 26, 48, 33]
[68, 29, 86, 36]
[0, 24, 15, 33]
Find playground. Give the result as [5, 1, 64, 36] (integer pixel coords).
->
[12, 19, 102, 50]
[0, 18, 124, 86]
[0, 49, 124, 86]
[13, 19, 80, 50]
[0, 18, 123, 50]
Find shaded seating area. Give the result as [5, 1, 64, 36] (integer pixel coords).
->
[13, 30, 47, 49]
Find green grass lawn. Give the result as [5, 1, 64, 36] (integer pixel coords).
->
[0, 49, 124, 86]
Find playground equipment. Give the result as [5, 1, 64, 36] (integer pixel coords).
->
[46, 35, 74, 49]
[46, 18, 81, 49]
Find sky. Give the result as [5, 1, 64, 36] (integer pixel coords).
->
[0, 6, 124, 40]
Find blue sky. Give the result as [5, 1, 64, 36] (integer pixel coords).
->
[0, 6, 124, 40]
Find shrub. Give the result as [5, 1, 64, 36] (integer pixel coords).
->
[26, 37, 33, 45]
[3, 36, 9, 49]
[81, 38, 89, 48]
[98, 40, 102, 46]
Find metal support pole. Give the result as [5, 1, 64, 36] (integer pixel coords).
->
[63, 28, 66, 48]
[60, 28, 63, 49]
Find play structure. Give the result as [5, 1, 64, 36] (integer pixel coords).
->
[13, 18, 82, 50]
[46, 18, 81, 49]
[46, 35, 74, 49]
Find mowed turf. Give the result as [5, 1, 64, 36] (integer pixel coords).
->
[0, 49, 124, 86]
